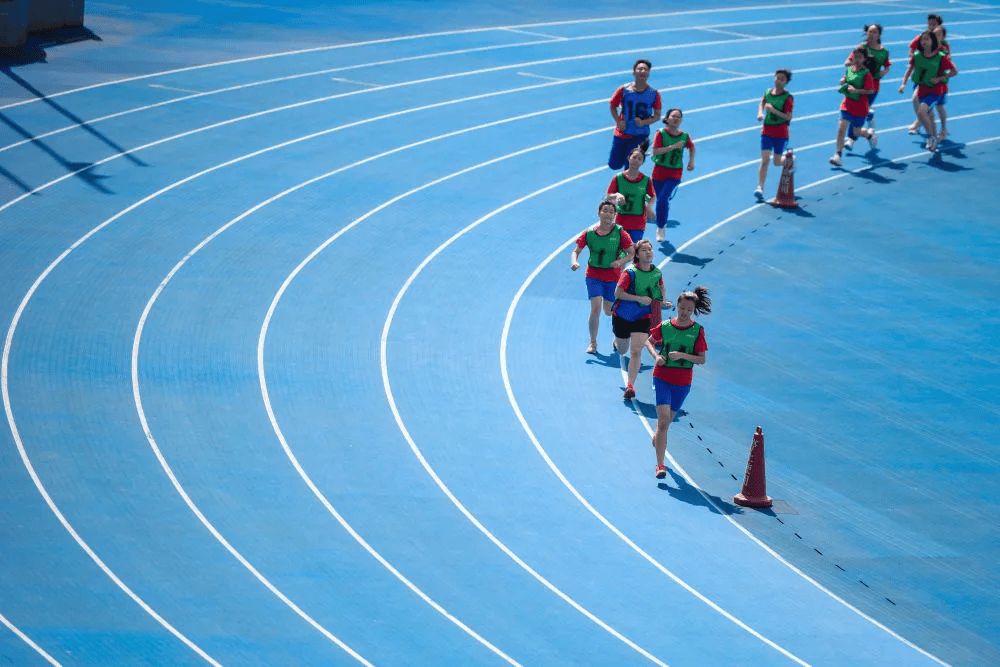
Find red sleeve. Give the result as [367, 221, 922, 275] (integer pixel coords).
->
[576, 230, 588, 249]
[784, 94, 794, 114]
[909, 36, 920, 52]
[695, 327, 708, 354]
[649, 324, 662, 345]
[685, 136, 694, 149]
[616, 271, 633, 291]
[645, 179, 656, 198]
[652, 91, 662, 111]
[607, 175, 618, 194]
[941, 55, 954, 73]
[610, 86, 624, 106]
[619, 228, 634, 250]
[652, 130, 663, 149]
[864, 73, 875, 90]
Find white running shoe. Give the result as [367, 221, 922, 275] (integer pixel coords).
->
[829, 153, 842, 166]
[753, 186, 763, 200]
[844, 137, 855, 151]
[908, 121, 920, 135]
[868, 132, 878, 149]
[656, 227, 665, 242]
[926, 137, 937, 153]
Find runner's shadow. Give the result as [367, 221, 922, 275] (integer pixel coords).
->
[584, 351, 620, 368]
[928, 151, 971, 172]
[937, 140, 966, 159]
[662, 242, 714, 267]
[658, 468, 742, 515]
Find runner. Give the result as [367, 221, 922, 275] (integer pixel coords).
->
[650, 108, 696, 243]
[830, 45, 877, 166]
[755, 69, 793, 200]
[607, 145, 657, 242]
[645, 287, 710, 479]
[842, 23, 890, 145]
[607, 59, 662, 170]
[898, 30, 957, 152]
[571, 198, 636, 354]
[612, 240, 670, 400]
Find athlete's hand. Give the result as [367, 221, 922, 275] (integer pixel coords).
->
[638, 296, 653, 306]
[655, 354, 667, 366]
[898, 83, 905, 93]
[616, 119, 627, 131]
[668, 350, 684, 360]
[763, 102, 775, 113]
[687, 162, 695, 171]
[756, 112, 764, 122]
[571, 261, 580, 271]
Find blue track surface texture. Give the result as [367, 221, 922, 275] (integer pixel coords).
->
[1, 1, 998, 666]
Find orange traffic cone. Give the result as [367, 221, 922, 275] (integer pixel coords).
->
[770, 149, 797, 208]
[733, 426, 773, 508]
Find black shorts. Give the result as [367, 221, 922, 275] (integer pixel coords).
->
[612, 315, 652, 339]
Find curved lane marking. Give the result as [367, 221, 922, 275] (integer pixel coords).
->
[0, 612, 60, 666]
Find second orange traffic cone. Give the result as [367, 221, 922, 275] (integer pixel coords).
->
[734, 426, 773, 508]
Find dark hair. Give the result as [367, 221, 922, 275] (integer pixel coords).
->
[598, 198, 618, 214]
[775, 68, 792, 83]
[863, 23, 882, 37]
[634, 58, 652, 71]
[677, 286, 711, 315]
[920, 30, 939, 52]
[633, 239, 654, 261]
[927, 13, 943, 26]
[662, 108, 683, 124]
[638, 139, 650, 154]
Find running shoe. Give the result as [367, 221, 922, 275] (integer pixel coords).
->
[908, 121, 920, 135]
[926, 137, 937, 153]
[655, 464, 667, 479]
[844, 137, 854, 151]
[753, 186, 763, 200]
[829, 153, 842, 166]
[586, 341, 597, 354]
[623, 384, 636, 400]
[868, 131, 878, 148]
[656, 227, 665, 242]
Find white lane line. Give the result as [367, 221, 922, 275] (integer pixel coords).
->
[0, 20, 992, 656]
[707, 67, 748, 75]
[1, 0, 953, 111]
[501, 133, 999, 666]
[3, 24, 997, 169]
[6, 35, 999, 222]
[331, 77, 380, 87]
[6, 11, 993, 157]
[0, 612, 61, 666]
[377, 169, 668, 666]
[148, 83, 201, 94]
[1, 253, 222, 665]
[502, 27, 567, 40]
[21, 99, 615, 665]
[700, 27, 758, 39]
[132, 262, 373, 663]
[517, 72, 565, 81]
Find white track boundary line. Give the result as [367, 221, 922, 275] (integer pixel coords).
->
[609, 131, 1000, 666]
[4, 0, 969, 111]
[132, 269, 373, 664]
[3, 32, 998, 219]
[1, 258, 222, 666]
[0, 612, 61, 666]
[4, 12, 995, 157]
